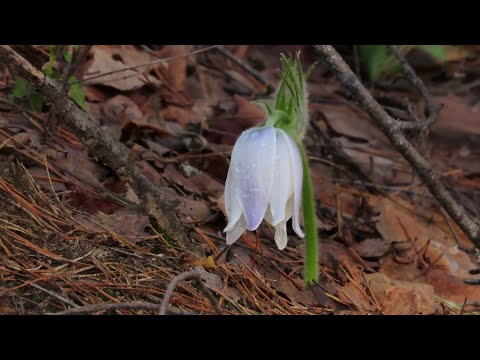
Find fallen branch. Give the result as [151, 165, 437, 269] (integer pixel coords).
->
[0, 45, 197, 253]
[314, 45, 480, 248]
[159, 269, 221, 315]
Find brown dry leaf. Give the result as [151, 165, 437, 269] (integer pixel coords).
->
[82, 85, 107, 102]
[98, 206, 150, 235]
[311, 102, 388, 145]
[425, 269, 480, 304]
[123, 184, 140, 204]
[137, 160, 167, 187]
[101, 95, 144, 139]
[352, 238, 392, 259]
[211, 95, 266, 138]
[271, 276, 318, 308]
[94, 205, 150, 242]
[159, 186, 214, 222]
[161, 105, 198, 125]
[84, 45, 161, 91]
[432, 94, 480, 137]
[369, 195, 475, 279]
[164, 163, 224, 197]
[194, 266, 223, 292]
[338, 280, 376, 313]
[156, 45, 188, 92]
[365, 273, 438, 315]
[444, 45, 476, 62]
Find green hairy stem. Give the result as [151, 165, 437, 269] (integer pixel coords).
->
[299, 144, 318, 287]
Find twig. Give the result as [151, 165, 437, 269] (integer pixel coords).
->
[62, 45, 93, 92]
[51, 302, 190, 315]
[159, 269, 222, 315]
[30, 283, 79, 308]
[387, 45, 443, 131]
[0, 45, 197, 253]
[76, 45, 218, 85]
[215, 45, 269, 87]
[314, 45, 480, 248]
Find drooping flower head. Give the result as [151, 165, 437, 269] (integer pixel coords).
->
[224, 126, 304, 249]
[224, 53, 315, 252]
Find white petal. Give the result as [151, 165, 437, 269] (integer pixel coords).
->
[230, 126, 276, 231]
[279, 129, 304, 238]
[226, 215, 247, 245]
[269, 129, 294, 225]
[273, 221, 288, 250]
[223, 168, 242, 232]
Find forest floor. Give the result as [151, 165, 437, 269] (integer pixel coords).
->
[1, 45, 480, 315]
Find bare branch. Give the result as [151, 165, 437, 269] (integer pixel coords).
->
[314, 45, 480, 248]
[387, 45, 443, 132]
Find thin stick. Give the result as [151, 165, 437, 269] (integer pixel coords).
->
[159, 270, 222, 315]
[62, 45, 93, 91]
[52, 302, 190, 315]
[30, 283, 79, 308]
[215, 45, 269, 86]
[76, 45, 218, 85]
[314, 45, 480, 248]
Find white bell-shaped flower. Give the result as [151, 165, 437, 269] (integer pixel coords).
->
[224, 125, 304, 250]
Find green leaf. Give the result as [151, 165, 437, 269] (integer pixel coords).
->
[252, 100, 273, 116]
[7, 77, 45, 112]
[358, 45, 401, 81]
[63, 49, 73, 64]
[359, 45, 446, 81]
[418, 45, 446, 63]
[8, 77, 29, 101]
[29, 93, 45, 112]
[43, 45, 59, 76]
[69, 76, 86, 109]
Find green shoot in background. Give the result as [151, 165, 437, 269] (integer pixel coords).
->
[358, 45, 446, 81]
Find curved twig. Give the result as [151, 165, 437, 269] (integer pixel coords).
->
[159, 270, 222, 315]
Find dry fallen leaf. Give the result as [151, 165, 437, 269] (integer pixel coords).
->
[163, 163, 224, 197]
[156, 45, 188, 92]
[369, 195, 475, 279]
[365, 272, 439, 315]
[352, 238, 392, 259]
[84, 45, 161, 91]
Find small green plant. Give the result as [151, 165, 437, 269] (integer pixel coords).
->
[7, 77, 45, 112]
[358, 45, 446, 81]
[8, 45, 86, 111]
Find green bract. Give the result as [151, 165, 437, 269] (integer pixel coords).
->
[256, 53, 316, 142]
